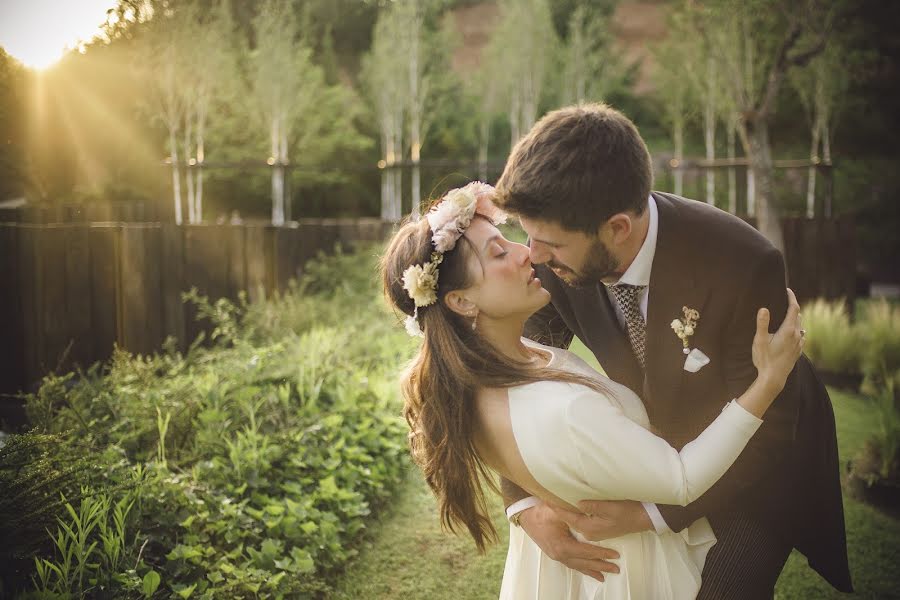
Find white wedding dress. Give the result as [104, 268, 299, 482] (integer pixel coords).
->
[498, 339, 763, 600]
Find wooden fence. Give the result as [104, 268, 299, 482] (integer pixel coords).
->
[0, 214, 855, 427]
[0, 219, 391, 417]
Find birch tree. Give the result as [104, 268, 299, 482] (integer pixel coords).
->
[135, 2, 192, 225]
[364, 1, 450, 221]
[399, 1, 450, 218]
[469, 62, 501, 182]
[249, 0, 342, 225]
[790, 41, 854, 217]
[180, 0, 235, 224]
[363, 10, 406, 222]
[650, 22, 695, 197]
[560, 1, 622, 105]
[487, 0, 558, 146]
[694, 0, 833, 251]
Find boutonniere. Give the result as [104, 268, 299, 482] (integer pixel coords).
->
[670, 306, 700, 354]
[671, 306, 710, 373]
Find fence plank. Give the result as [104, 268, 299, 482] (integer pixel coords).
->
[39, 225, 69, 375]
[244, 224, 269, 303]
[89, 224, 121, 361]
[183, 225, 230, 344]
[160, 224, 185, 350]
[64, 225, 93, 370]
[226, 225, 247, 299]
[0, 225, 24, 400]
[120, 225, 163, 356]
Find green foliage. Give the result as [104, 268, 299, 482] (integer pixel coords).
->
[870, 376, 900, 481]
[10, 245, 414, 598]
[857, 299, 900, 389]
[800, 299, 862, 374]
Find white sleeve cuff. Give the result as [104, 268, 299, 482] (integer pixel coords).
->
[506, 496, 541, 522]
[642, 502, 671, 534]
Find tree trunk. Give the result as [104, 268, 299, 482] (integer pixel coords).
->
[704, 57, 716, 205]
[478, 118, 490, 182]
[280, 127, 288, 223]
[270, 115, 282, 225]
[805, 119, 821, 218]
[169, 129, 182, 225]
[408, 7, 422, 220]
[411, 148, 421, 220]
[747, 169, 756, 217]
[183, 118, 195, 224]
[746, 119, 784, 252]
[727, 120, 737, 214]
[674, 120, 684, 197]
[510, 94, 521, 147]
[380, 131, 390, 221]
[195, 121, 204, 223]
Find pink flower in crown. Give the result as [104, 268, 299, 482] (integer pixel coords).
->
[426, 182, 507, 253]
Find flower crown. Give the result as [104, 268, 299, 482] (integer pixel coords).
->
[401, 182, 507, 337]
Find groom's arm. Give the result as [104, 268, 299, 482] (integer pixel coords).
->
[654, 246, 796, 532]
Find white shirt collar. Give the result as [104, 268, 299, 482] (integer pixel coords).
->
[614, 195, 657, 287]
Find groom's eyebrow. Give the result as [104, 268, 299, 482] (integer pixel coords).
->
[532, 237, 562, 248]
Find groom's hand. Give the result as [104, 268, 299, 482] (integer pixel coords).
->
[552, 500, 653, 542]
[518, 502, 620, 582]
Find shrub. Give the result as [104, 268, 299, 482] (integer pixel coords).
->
[801, 299, 862, 375]
[858, 299, 900, 392]
[7, 244, 415, 599]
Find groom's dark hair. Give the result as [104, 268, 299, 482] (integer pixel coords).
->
[495, 103, 652, 234]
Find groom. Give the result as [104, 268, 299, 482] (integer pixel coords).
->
[493, 104, 852, 598]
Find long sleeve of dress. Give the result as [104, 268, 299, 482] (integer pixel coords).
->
[563, 388, 763, 506]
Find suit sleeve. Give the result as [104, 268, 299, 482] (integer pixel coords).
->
[656, 247, 796, 531]
[503, 298, 575, 509]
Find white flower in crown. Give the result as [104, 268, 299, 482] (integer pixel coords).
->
[402, 259, 440, 308]
[404, 313, 424, 337]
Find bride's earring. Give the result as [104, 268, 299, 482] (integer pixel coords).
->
[471, 311, 478, 331]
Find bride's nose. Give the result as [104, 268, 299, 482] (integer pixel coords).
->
[516, 243, 531, 266]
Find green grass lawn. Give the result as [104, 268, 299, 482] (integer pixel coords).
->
[334, 380, 900, 599]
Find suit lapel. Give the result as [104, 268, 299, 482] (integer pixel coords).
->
[644, 194, 711, 405]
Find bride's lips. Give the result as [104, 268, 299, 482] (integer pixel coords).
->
[528, 268, 541, 286]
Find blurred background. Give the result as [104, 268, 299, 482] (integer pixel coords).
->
[0, 0, 897, 278]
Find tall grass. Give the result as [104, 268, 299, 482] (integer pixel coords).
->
[801, 299, 862, 375]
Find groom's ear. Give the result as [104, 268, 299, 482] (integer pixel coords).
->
[603, 213, 633, 245]
[444, 290, 477, 317]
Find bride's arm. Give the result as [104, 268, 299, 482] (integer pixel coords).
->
[568, 291, 803, 506]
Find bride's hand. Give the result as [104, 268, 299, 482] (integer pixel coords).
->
[751, 288, 804, 392]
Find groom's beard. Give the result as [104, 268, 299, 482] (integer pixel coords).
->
[549, 238, 620, 288]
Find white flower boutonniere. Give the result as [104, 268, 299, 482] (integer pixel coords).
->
[671, 306, 700, 355]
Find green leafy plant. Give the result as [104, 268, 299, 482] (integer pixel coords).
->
[14, 244, 414, 598]
[801, 298, 862, 375]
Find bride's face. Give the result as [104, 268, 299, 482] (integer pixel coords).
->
[454, 217, 551, 321]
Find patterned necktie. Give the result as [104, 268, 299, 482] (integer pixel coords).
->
[609, 283, 647, 368]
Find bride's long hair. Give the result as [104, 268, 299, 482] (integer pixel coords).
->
[381, 209, 609, 552]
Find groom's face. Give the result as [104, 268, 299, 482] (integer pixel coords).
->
[519, 216, 622, 288]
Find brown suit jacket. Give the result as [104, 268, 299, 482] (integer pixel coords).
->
[504, 192, 852, 591]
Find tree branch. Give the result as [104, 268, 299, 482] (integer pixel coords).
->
[755, 19, 803, 118]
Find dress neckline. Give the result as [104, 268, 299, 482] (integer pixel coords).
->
[521, 337, 557, 368]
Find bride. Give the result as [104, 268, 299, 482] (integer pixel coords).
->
[381, 183, 804, 599]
